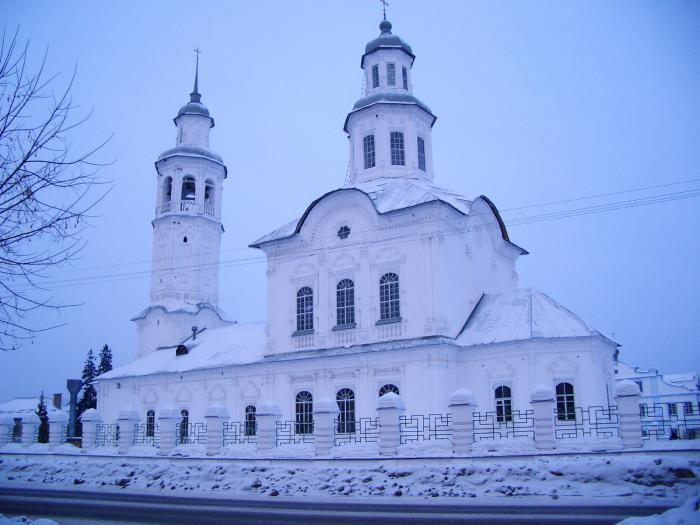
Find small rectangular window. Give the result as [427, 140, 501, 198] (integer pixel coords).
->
[684, 402, 693, 415]
[372, 65, 379, 88]
[417, 136, 426, 171]
[390, 132, 405, 166]
[387, 63, 396, 86]
[363, 134, 375, 169]
[402, 67, 408, 89]
[668, 403, 678, 417]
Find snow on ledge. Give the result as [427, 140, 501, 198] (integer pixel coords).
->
[531, 385, 555, 402]
[616, 379, 641, 397]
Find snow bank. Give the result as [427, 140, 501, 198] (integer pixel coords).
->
[0, 515, 58, 525]
[617, 496, 700, 524]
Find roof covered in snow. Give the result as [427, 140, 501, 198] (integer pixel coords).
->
[0, 397, 65, 417]
[99, 322, 266, 380]
[250, 177, 523, 251]
[362, 20, 414, 66]
[345, 93, 435, 132]
[156, 144, 224, 166]
[457, 288, 613, 347]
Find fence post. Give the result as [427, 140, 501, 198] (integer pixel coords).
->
[157, 407, 180, 456]
[20, 413, 39, 446]
[117, 409, 140, 455]
[49, 411, 68, 448]
[204, 404, 229, 456]
[256, 401, 282, 452]
[313, 398, 339, 456]
[530, 386, 556, 450]
[615, 380, 643, 449]
[377, 392, 405, 457]
[0, 415, 14, 446]
[449, 389, 476, 455]
[80, 409, 101, 450]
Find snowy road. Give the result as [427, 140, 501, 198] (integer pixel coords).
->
[0, 487, 673, 524]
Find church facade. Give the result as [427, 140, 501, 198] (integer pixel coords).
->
[97, 21, 618, 435]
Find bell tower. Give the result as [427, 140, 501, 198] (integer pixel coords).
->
[132, 53, 231, 357]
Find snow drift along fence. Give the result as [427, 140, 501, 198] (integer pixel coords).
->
[640, 403, 700, 440]
[333, 417, 379, 447]
[399, 413, 452, 444]
[473, 409, 535, 441]
[553, 405, 619, 440]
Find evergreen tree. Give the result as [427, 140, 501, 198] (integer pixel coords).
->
[97, 344, 113, 376]
[77, 349, 97, 419]
[36, 391, 49, 443]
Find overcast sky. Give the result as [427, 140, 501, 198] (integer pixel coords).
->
[1, 0, 698, 403]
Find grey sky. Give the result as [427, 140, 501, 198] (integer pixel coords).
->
[1, 0, 698, 402]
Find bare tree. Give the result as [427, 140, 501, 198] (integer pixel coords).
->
[0, 28, 110, 350]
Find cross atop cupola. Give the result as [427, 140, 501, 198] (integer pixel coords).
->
[174, 48, 214, 148]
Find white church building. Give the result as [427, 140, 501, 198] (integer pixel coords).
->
[97, 20, 619, 438]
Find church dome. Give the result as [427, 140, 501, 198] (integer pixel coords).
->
[177, 101, 210, 118]
[362, 20, 415, 66]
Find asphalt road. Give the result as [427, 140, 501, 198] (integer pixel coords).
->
[0, 486, 672, 524]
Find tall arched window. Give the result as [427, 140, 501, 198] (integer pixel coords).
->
[245, 405, 256, 436]
[336, 388, 356, 433]
[181, 176, 196, 201]
[296, 287, 314, 332]
[379, 273, 400, 321]
[495, 386, 512, 423]
[179, 409, 189, 443]
[295, 391, 313, 435]
[336, 279, 355, 327]
[378, 384, 400, 397]
[146, 410, 155, 437]
[390, 131, 405, 166]
[556, 382, 576, 421]
[163, 177, 172, 202]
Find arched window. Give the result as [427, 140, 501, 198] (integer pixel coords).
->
[296, 287, 314, 332]
[204, 180, 214, 203]
[295, 391, 313, 435]
[245, 405, 256, 436]
[495, 386, 512, 423]
[179, 409, 189, 443]
[146, 410, 155, 437]
[378, 384, 400, 397]
[336, 279, 355, 327]
[336, 388, 356, 433]
[556, 382, 576, 421]
[181, 176, 196, 201]
[379, 273, 400, 321]
[163, 177, 172, 202]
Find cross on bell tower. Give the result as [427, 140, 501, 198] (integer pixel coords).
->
[379, 0, 389, 21]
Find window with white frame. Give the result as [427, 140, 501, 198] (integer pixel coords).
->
[556, 382, 576, 421]
[336, 388, 356, 433]
[379, 272, 400, 320]
[378, 383, 400, 397]
[372, 64, 379, 88]
[402, 66, 408, 89]
[495, 386, 512, 423]
[245, 405, 256, 436]
[668, 403, 678, 417]
[387, 63, 396, 86]
[179, 409, 189, 442]
[390, 132, 405, 166]
[296, 286, 314, 332]
[684, 402, 693, 415]
[146, 409, 155, 437]
[363, 134, 375, 169]
[417, 136, 426, 171]
[295, 391, 313, 434]
[336, 279, 355, 327]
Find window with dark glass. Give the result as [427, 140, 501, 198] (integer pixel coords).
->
[295, 391, 313, 434]
[402, 66, 408, 89]
[296, 287, 313, 332]
[372, 64, 379, 88]
[390, 132, 405, 166]
[337, 225, 350, 239]
[179, 409, 189, 443]
[336, 388, 356, 433]
[363, 134, 375, 169]
[417, 136, 426, 171]
[181, 176, 196, 201]
[379, 384, 400, 397]
[379, 272, 400, 320]
[146, 410, 155, 437]
[163, 177, 172, 202]
[245, 405, 256, 436]
[387, 63, 396, 86]
[668, 403, 678, 417]
[336, 279, 355, 327]
[639, 404, 647, 417]
[684, 402, 694, 415]
[495, 386, 512, 423]
[555, 382, 575, 421]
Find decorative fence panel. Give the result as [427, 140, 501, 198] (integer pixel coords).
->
[641, 403, 700, 440]
[133, 423, 160, 447]
[276, 420, 314, 446]
[95, 423, 120, 447]
[177, 422, 206, 445]
[223, 421, 258, 446]
[399, 413, 452, 445]
[334, 417, 379, 447]
[473, 409, 535, 441]
[553, 406, 619, 440]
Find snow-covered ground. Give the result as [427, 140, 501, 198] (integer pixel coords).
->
[1, 449, 698, 504]
[617, 496, 700, 524]
[0, 515, 58, 525]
